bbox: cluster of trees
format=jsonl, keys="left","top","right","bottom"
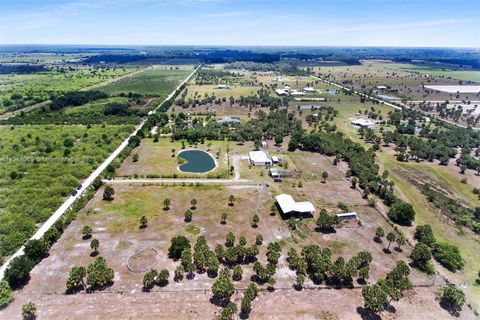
{"left": 386, "top": 109, "right": 479, "bottom": 169}
{"left": 172, "top": 109, "right": 301, "bottom": 145}
{"left": 195, "top": 69, "right": 239, "bottom": 84}
{"left": 142, "top": 268, "right": 170, "bottom": 290}
{"left": 4, "top": 213, "right": 70, "bottom": 290}
{"left": 50, "top": 90, "right": 107, "bottom": 111}
{"left": 361, "top": 261, "right": 412, "bottom": 314}
{"left": 414, "top": 225, "right": 464, "bottom": 272}
{"left": 287, "top": 245, "right": 372, "bottom": 288}
{"left": 65, "top": 256, "right": 114, "bottom": 293}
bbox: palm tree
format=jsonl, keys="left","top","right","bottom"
{"left": 221, "top": 212, "right": 227, "bottom": 224}
{"left": 90, "top": 238, "right": 100, "bottom": 255}
{"left": 190, "top": 198, "right": 197, "bottom": 210}
{"left": 139, "top": 216, "right": 148, "bottom": 228}
{"left": 228, "top": 195, "right": 235, "bottom": 206}
{"left": 386, "top": 232, "right": 396, "bottom": 251}
{"left": 322, "top": 171, "right": 328, "bottom": 183}
{"left": 163, "top": 198, "right": 171, "bottom": 210}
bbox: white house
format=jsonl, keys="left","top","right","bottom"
{"left": 275, "top": 194, "right": 315, "bottom": 216}
{"left": 275, "top": 89, "right": 289, "bottom": 96}
{"left": 217, "top": 84, "right": 228, "bottom": 89}
{"left": 290, "top": 90, "right": 305, "bottom": 96}
{"left": 217, "top": 116, "right": 240, "bottom": 125}
{"left": 273, "top": 75, "right": 282, "bottom": 82}
{"left": 249, "top": 151, "right": 272, "bottom": 166}
{"left": 303, "top": 87, "right": 315, "bottom": 93}
{"left": 351, "top": 118, "right": 375, "bottom": 129}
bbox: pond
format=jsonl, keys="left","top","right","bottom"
{"left": 178, "top": 150, "right": 216, "bottom": 173}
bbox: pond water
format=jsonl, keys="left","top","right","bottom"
{"left": 178, "top": 150, "right": 216, "bottom": 173}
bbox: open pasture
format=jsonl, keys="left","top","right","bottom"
{"left": 100, "top": 66, "right": 193, "bottom": 96}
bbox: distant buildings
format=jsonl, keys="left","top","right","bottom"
{"left": 273, "top": 75, "right": 283, "bottom": 82}
{"left": 275, "top": 89, "right": 289, "bottom": 96}
{"left": 216, "top": 84, "right": 228, "bottom": 89}
{"left": 249, "top": 151, "right": 272, "bottom": 166}
{"left": 375, "top": 85, "right": 388, "bottom": 93}
{"left": 275, "top": 194, "right": 315, "bottom": 217}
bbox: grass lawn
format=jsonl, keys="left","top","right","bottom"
{"left": 376, "top": 63, "right": 480, "bottom": 83}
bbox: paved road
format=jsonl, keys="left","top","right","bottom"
{"left": 0, "top": 66, "right": 200, "bottom": 280}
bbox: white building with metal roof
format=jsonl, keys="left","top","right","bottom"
{"left": 275, "top": 194, "right": 315, "bottom": 216}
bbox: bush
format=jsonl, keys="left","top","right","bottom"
{"left": 433, "top": 242, "right": 464, "bottom": 272}
{"left": 4, "top": 256, "right": 34, "bottom": 289}
{"left": 168, "top": 236, "right": 191, "bottom": 259}
{"left": 0, "top": 280, "right": 13, "bottom": 307}
{"left": 414, "top": 225, "right": 436, "bottom": 247}
{"left": 388, "top": 200, "right": 415, "bottom": 225}
{"left": 24, "top": 239, "right": 48, "bottom": 263}
{"left": 438, "top": 285, "right": 465, "bottom": 315}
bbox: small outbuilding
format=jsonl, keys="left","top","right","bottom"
{"left": 249, "top": 151, "right": 272, "bottom": 166}
{"left": 303, "top": 87, "right": 315, "bottom": 92}
{"left": 217, "top": 84, "right": 228, "bottom": 89}
{"left": 336, "top": 212, "right": 358, "bottom": 220}
{"left": 275, "top": 194, "right": 315, "bottom": 217}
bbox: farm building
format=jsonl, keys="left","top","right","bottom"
{"left": 271, "top": 156, "right": 279, "bottom": 163}
{"left": 351, "top": 118, "right": 375, "bottom": 129}
{"left": 275, "top": 194, "right": 315, "bottom": 217}
{"left": 290, "top": 90, "right": 305, "bottom": 96}
{"left": 249, "top": 151, "right": 272, "bottom": 166}
{"left": 375, "top": 85, "right": 388, "bottom": 92}
{"left": 336, "top": 212, "right": 358, "bottom": 220}
{"left": 273, "top": 75, "right": 282, "bottom": 82}
{"left": 303, "top": 87, "right": 315, "bottom": 92}
{"left": 275, "top": 89, "right": 288, "bottom": 96}
{"left": 217, "top": 84, "right": 228, "bottom": 89}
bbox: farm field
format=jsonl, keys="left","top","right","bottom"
{"left": 311, "top": 62, "right": 479, "bottom": 102}
{"left": 0, "top": 124, "right": 134, "bottom": 262}
{"left": 375, "top": 63, "right": 480, "bottom": 83}
{"left": 0, "top": 67, "right": 137, "bottom": 114}
{"left": 100, "top": 66, "right": 193, "bottom": 96}
{"left": 3, "top": 154, "right": 474, "bottom": 319}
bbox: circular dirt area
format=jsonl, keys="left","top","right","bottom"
{"left": 126, "top": 247, "right": 159, "bottom": 273}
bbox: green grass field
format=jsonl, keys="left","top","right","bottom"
{"left": 0, "top": 67, "right": 136, "bottom": 114}
{"left": 0, "top": 124, "right": 134, "bottom": 261}
{"left": 100, "top": 66, "right": 192, "bottom": 96}
{"left": 376, "top": 63, "right": 480, "bottom": 83}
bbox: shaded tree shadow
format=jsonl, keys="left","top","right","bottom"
{"left": 90, "top": 251, "right": 99, "bottom": 257}
{"left": 314, "top": 227, "right": 337, "bottom": 234}
{"left": 394, "top": 247, "right": 403, "bottom": 253}
{"left": 439, "top": 299, "right": 462, "bottom": 317}
{"left": 82, "top": 234, "right": 92, "bottom": 240}
{"left": 209, "top": 295, "right": 230, "bottom": 307}
{"left": 382, "top": 248, "right": 392, "bottom": 254}
{"left": 356, "top": 307, "right": 382, "bottom": 320}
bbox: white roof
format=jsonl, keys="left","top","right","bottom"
{"left": 303, "top": 87, "right": 315, "bottom": 92}
{"left": 275, "top": 89, "right": 288, "bottom": 96}
{"left": 336, "top": 212, "right": 358, "bottom": 217}
{"left": 290, "top": 90, "right": 305, "bottom": 96}
{"left": 351, "top": 118, "right": 375, "bottom": 126}
{"left": 272, "top": 156, "right": 279, "bottom": 162}
{"left": 249, "top": 151, "right": 271, "bottom": 163}
{"left": 376, "top": 85, "right": 387, "bottom": 89}
{"left": 276, "top": 194, "right": 315, "bottom": 214}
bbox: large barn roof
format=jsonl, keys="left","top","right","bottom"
{"left": 275, "top": 194, "right": 315, "bottom": 214}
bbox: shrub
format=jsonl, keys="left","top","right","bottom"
{"left": 388, "top": 200, "right": 415, "bottom": 225}
{"left": 168, "top": 236, "right": 191, "bottom": 259}
{"left": 433, "top": 242, "right": 464, "bottom": 272}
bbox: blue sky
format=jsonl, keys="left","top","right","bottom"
{"left": 0, "top": 0, "right": 479, "bottom": 47}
